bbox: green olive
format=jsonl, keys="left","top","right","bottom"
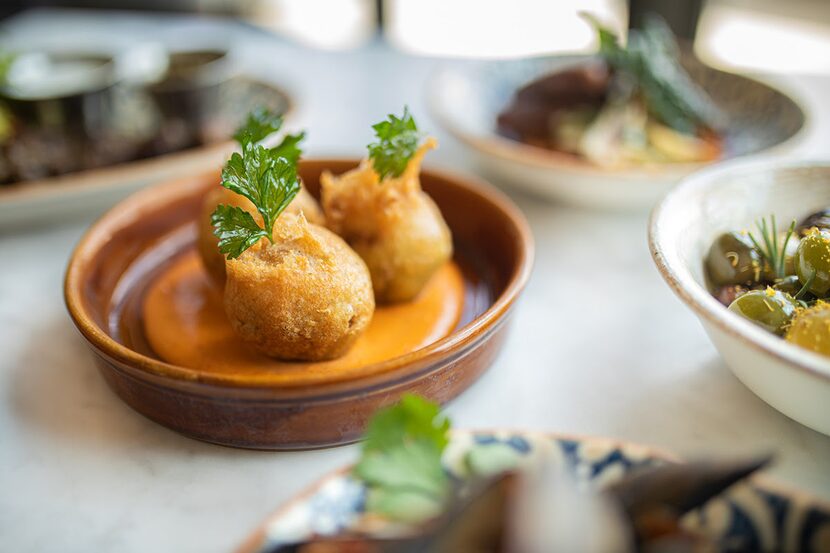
{"left": 728, "top": 288, "right": 797, "bottom": 335}
{"left": 706, "top": 232, "right": 763, "bottom": 287}
{"left": 785, "top": 302, "right": 830, "bottom": 357}
{"left": 794, "top": 229, "right": 830, "bottom": 297}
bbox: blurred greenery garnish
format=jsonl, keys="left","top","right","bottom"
{"left": 354, "top": 394, "right": 451, "bottom": 522}
{"left": 583, "top": 13, "right": 722, "bottom": 135}
{"left": 367, "top": 106, "right": 422, "bottom": 180}
{"left": 352, "top": 394, "right": 523, "bottom": 523}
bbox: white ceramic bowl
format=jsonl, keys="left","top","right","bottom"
{"left": 428, "top": 56, "right": 806, "bottom": 211}
{"left": 649, "top": 159, "right": 830, "bottom": 435}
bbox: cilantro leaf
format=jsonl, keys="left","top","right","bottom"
{"left": 353, "top": 394, "right": 451, "bottom": 522}
{"left": 233, "top": 107, "right": 284, "bottom": 147}
{"left": 367, "top": 106, "right": 422, "bottom": 180}
{"left": 585, "top": 14, "right": 722, "bottom": 134}
{"left": 210, "top": 204, "right": 269, "bottom": 259}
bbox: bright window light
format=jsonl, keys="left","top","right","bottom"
{"left": 696, "top": 4, "right": 830, "bottom": 74}
{"left": 385, "top": 0, "right": 626, "bottom": 59}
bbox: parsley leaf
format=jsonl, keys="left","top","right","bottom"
{"left": 585, "top": 14, "right": 722, "bottom": 134}
{"left": 211, "top": 205, "right": 269, "bottom": 259}
{"left": 271, "top": 130, "right": 306, "bottom": 165}
{"left": 212, "top": 109, "right": 303, "bottom": 259}
{"left": 353, "top": 394, "right": 451, "bottom": 522}
{"left": 233, "top": 107, "right": 285, "bottom": 147}
{"left": 367, "top": 106, "right": 422, "bottom": 180}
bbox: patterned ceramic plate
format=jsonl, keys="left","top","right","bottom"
{"left": 237, "top": 431, "right": 830, "bottom": 553}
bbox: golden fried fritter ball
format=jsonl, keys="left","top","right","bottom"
{"left": 223, "top": 212, "right": 374, "bottom": 361}
{"left": 320, "top": 139, "right": 452, "bottom": 303}
{"left": 197, "top": 184, "right": 324, "bottom": 285}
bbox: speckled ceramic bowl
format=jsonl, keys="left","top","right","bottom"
{"left": 429, "top": 55, "right": 806, "bottom": 211}
{"left": 237, "top": 430, "right": 830, "bottom": 553}
{"left": 650, "top": 159, "right": 830, "bottom": 435}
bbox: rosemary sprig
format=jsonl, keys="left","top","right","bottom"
{"left": 747, "top": 216, "right": 796, "bottom": 280}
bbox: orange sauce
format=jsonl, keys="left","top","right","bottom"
{"left": 142, "top": 251, "right": 465, "bottom": 387}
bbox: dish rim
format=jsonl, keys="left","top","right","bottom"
{"left": 648, "top": 157, "right": 830, "bottom": 384}
{"left": 427, "top": 54, "right": 808, "bottom": 176}
{"left": 64, "top": 158, "right": 534, "bottom": 395}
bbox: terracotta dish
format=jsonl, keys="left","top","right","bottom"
{"left": 64, "top": 160, "right": 533, "bottom": 449}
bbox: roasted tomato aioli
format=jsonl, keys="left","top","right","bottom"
{"left": 143, "top": 251, "right": 465, "bottom": 386}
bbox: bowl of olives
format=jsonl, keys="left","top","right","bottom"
{"left": 649, "top": 158, "right": 830, "bottom": 436}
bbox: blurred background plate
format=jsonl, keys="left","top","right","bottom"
{"left": 428, "top": 55, "right": 806, "bottom": 211}
{"left": 238, "top": 430, "right": 830, "bottom": 553}
{"left": 0, "top": 78, "right": 292, "bottom": 229}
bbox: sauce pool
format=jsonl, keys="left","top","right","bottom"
{"left": 142, "top": 251, "right": 465, "bottom": 387}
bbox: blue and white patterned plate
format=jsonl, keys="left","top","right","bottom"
{"left": 239, "top": 431, "right": 830, "bottom": 553}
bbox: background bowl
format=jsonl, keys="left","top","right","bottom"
{"left": 649, "top": 158, "right": 830, "bottom": 435}
{"left": 64, "top": 160, "right": 533, "bottom": 450}
{"left": 429, "top": 55, "right": 806, "bottom": 211}
{"left": 237, "top": 430, "right": 830, "bottom": 553}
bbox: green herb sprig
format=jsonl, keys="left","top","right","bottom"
{"left": 367, "top": 106, "right": 422, "bottom": 180}
{"left": 354, "top": 394, "right": 451, "bottom": 522}
{"left": 211, "top": 108, "right": 303, "bottom": 259}
{"left": 583, "top": 13, "right": 722, "bottom": 135}
{"left": 746, "top": 215, "right": 796, "bottom": 280}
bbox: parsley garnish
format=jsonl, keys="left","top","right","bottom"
{"left": 353, "top": 394, "right": 451, "bottom": 522}
{"left": 367, "top": 106, "right": 422, "bottom": 180}
{"left": 211, "top": 109, "right": 303, "bottom": 259}
{"left": 585, "top": 14, "right": 722, "bottom": 135}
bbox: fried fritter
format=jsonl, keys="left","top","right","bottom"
{"left": 224, "top": 212, "right": 374, "bottom": 361}
{"left": 321, "top": 139, "right": 452, "bottom": 303}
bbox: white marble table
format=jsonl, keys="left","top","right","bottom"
{"left": 2, "top": 10, "right": 830, "bottom": 553}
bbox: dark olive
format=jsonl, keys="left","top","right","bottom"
{"left": 728, "top": 288, "right": 797, "bottom": 335}
{"left": 797, "top": 208, "right": 830, "bottom": 235}
{"left": 785, "top": 302, "right": 830, "bottom": 357}
{"left": 706, "top": 232, "right": 764, "bottom": 287}
{"left": 794, "top": 229, "right": 830, "bottom": 297}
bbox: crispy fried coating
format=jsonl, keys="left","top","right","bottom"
{"left": 197, "top": 184, "right": 324, "bottom": 285}
{"left": 320, "top": 138, "right": 453, "bottom": 303}
{"left": 223, "top": 213, "right": 374, "bottom": 361}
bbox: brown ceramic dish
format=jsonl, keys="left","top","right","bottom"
{"left": 64, "top": 159, "right": 533, "bottom": 449}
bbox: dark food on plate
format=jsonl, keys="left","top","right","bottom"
{"left": 0, "top": 48, "right": 256, "bottom": 185}
{"left": 497, "top": 15, "right": 724, "bottom": 167}
{"left": 269, "top": 395, "right": 771, "bottom": 553}
{"left": 705, "top": 211, "right": 830, "bottom": 357}
{"left": 321, "top": 107, "right": 453, "bottom": 303}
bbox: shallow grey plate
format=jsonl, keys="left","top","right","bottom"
{"left": 428, "top": 54, "right": 806, "bottom": 211}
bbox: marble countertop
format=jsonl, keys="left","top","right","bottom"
{"left": 2, "top": 10, "right": 830, "bottom": 553}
